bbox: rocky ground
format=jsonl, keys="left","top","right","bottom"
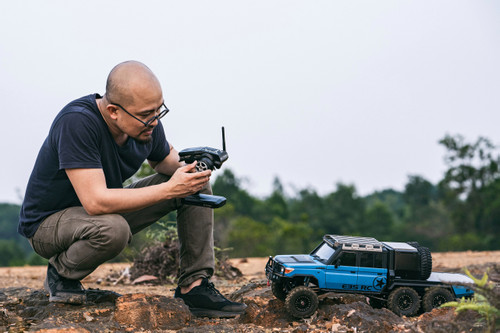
{"left": 0, "top": 251, "right": 499, "bottom": 333}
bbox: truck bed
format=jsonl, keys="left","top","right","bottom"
{"left": 427, "top": 271, "right": 474, "bottom": 284}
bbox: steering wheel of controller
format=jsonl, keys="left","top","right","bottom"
{"left": 196, "top": 155, "right": 215, "bottom": 172}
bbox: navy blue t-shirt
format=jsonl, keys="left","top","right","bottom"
{"left": 18, "top": 94, "right": 170, "bottom": 238}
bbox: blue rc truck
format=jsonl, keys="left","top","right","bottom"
{"left": 265, "top": 235, "right": 474, "bottom": 318}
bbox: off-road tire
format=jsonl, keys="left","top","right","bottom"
{"left": 406, "top": 241, "right": 420, "bottom": 248}
{"left": 422, "top": 287, "right": 454, "bottom": 312}
{"left": 388, "top": 287, "right": 420, "bottom": 316}
{"left": 285, "top": 286, "right": 319, "bottom": 318}
{"left": 271, "top": 280, "right": 288, "bottom": 301}
{"left": 417, "top": 246, "right": 432, "bottom": 280}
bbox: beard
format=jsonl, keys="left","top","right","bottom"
{"left": 133, "top": 127, "right": 154, "bottom": 144}
{"left": 133, "top": 136, "right": 152, "bottom": 145}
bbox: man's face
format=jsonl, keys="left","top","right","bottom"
{"left": 110, "top": 94, "right": 168, "bottom": 143}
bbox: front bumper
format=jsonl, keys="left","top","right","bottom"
{"left": 265, "top": 256, "right": 285, "bottom": 281}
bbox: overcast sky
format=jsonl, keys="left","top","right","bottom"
{"left": 1, "top": 1, "right": 499, "bottom": 204}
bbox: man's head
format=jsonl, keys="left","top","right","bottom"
{"left": 101, "top": 61, "right": 167, "bottom": 143}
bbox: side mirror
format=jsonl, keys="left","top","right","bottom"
{"left": 335, "top": 259, "right": 340, "bottom": 268}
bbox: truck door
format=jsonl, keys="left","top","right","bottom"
{"left": 357, "top": 252, "right": 387, "bottom": 292}
{"left": 325, "top": 251, "right": 358, "bottom": 290}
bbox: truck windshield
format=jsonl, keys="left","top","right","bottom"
{"left": 312, "top": 242, "right": 335, "bottom": 262}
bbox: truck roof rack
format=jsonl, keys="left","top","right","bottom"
{"left": 324, "top": 235, "right": 384, "bottom": 252}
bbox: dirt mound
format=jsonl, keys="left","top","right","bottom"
{"left": 0, "top": 281, "right": 490, "bottom": 333}
{"left": 0, "top": 252, "right": 498, "bottom": 332}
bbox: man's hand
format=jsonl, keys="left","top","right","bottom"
{"left": 164, "top": 161, "right": 212, "bottom": 197}
{"left": 66, "top": 161, "right": 211, "bottom": 216}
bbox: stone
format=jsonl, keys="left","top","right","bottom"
{"left": 114, "top": 293, "right": 192, "bottom": 330}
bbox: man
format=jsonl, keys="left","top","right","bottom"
{"left": 18, "top": 61, "right": 246, "bottom": 318}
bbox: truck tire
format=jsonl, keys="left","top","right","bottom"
{"left": 387, "top": 287, "right": 420, "bottom": 316}
{"left": 417, "top": 246, "right": 432, "bottom": 280}
{"left": 285, "top": 286, "right": 318, "bottom": 318}
{"left": 422, "top": 287, "right": 454, "bottom": 312}
{"left": 406, "top": 241, "right": 420, "bottom": 248}
{"left": 271, "top": 281, "right": 287, "bottom": 301}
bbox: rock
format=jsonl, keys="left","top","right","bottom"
{"left": 229, "top": 280, "right": 268, "bottom": 301}
{"left": 318, "top": 301, "right": 403, "bottom": 333}
{"left": 238, "top": 299, "right": 291, "bottom": 328}
{"left": 0, "top": 308, "right": 8, "bottom": 326}
{"left": 114, "top": 293, "right": 192, "bottom": 330}
{"left": 85, "top": 288, "right": 122, "bottom": 304}
{"left": 410, "top": 307, "right": 487, "bottom": 332}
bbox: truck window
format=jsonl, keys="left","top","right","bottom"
{"left": 338, "top": 252, "right": 356, "bottom": 266}
{"left": 360, "top": 252, "right": 385, "bottom": 268}
{"left": 312, "top": 242, "right": 336, "bottom": 262}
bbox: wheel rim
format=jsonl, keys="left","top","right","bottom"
{"left": 432, "top": 294, "right": 447, "bottom": 308}
{"left": 295, "top": 295, "right": 312, "bottom": 312}
{"left": 398, "top": 294, "right": 413, "bottom": 310}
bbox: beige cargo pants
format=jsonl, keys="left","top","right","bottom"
{"left": 29, "top": 174, "right": 215, "bottom": 287}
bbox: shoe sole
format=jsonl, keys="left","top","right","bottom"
{"left": 44, "top": 277, "right": 86, "bottom": 305}
{"left": 190, "top": 308, "right": 246, "bottom": 318}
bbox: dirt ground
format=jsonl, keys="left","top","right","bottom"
{"left": 1, "top": 251, "right": 499, "bottom": 332}
{"left": 1, "top": 251, "right": 499, "bottom": 292}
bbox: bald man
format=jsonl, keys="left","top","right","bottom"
{"left": 18, "top": 61, "right": 246, "bottom": 318}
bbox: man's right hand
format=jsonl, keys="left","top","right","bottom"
{"left": 164, "top": 161, "right": 212, "bottom": 198}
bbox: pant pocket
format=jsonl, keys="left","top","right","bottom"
{"left": 29, "top": 238, "right": 51, "bottom": 260}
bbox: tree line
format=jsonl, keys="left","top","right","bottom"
{"left": 212, "top": 133, "right": 500, "bottom": 257}
{"left": 0, "top": 134, "right": 498, "bottom": 266}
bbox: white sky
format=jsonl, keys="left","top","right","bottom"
{"left": 0, "top": 1, "right": 499, "bottom": 204}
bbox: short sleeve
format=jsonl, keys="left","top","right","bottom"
{"left": 51, "top": 112, "right": 102, "bottom": 170}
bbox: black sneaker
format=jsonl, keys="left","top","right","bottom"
{"left": 44, "top": 263, "right": 86, "bottom": 305}
{"left": 174, "top": 278, "right": 247, "bottom": 318}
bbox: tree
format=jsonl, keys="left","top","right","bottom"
{"left": 227, "top": 217, "right": 273, "bottom": 257}
{"left": 440, "top": 135, "right": 499, "bottom": 197}
{"left": 263, "top": 177, "right": 289, "bottom": 221}
{"left": 363, "top": 201, "right": 395, "bottom": 240}
{"left": 0, "top": 203, "right": 23, "bottom": 239}
{"left": 400, "top": 175, "right": 453, "bottom": 248}
{"left": 213, "top": 169, "right": 260, "bottom": 218}
{"left": 364, "top": 189, "right": 405, "bottom": 221}
{"left": 0, "top": 240, "right": 25, "bottom": 266}
{"left": 404, "top": 175, "right": 436, "bottom": 208}
{"left": 439, "top": 134, "right": 500, "bottom": 249}
{"left": 323, "top": 183, "right": 365, "bottom": 235}
{"left": 289, "top": 188, "right": 325, "bottom": 231}
{"left": 269, "top": 218, "right": 313, "bottom": 254}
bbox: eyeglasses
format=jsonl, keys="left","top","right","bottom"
{"left": 109, "top": 101, "right": 169, "bottom": 127}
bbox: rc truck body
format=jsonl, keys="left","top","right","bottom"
{"left": 265, "top": 235, "right": 474, "bottom": 318}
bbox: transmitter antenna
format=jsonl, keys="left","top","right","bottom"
{"left": 222, "top": 126, "right": 226, "bottom": 152}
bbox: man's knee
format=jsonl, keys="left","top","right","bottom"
{"left": 94, "top": 214, "right": 132, "bottom": 257}
{"left": 200, "top": 183, "right": 213, "bottom": 195}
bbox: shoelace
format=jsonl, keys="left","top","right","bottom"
{"left": 206, "top": 281, "right": 227, "bottom": 300}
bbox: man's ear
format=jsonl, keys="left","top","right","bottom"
{"left": 107, "top": 105, "right": 119, "bottom": 120}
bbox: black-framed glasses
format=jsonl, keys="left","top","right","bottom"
{"left": 109, "top": 101, "right": 169, "bottom": 127}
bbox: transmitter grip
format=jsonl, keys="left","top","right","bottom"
{"left": 181, "top": 194, "right": 227, "bottom": 208}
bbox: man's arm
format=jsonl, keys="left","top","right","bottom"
{"left": 149, "top": 144, "right": 183, "bottom": 176}
{"left": 66, "top": 160, "right": 211, "bottom": 216}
